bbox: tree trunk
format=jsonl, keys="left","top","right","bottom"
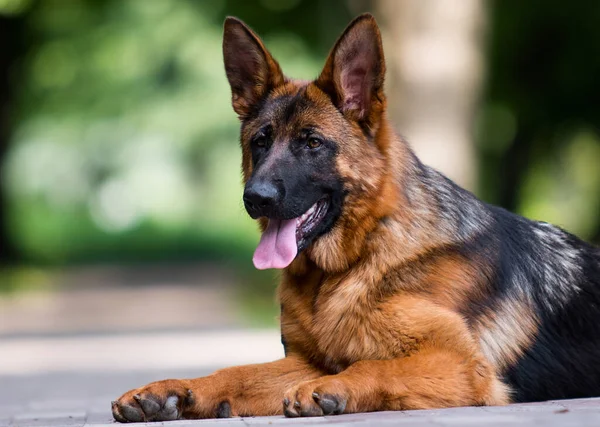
{"left": 375, "top": 0, "right": 487, "bottom": 191}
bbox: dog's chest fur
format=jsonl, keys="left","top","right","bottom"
{"left": 279, "top": 263, "right": 438, "bottom": 374}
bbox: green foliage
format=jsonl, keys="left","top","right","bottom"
{"left": 3, "top": 0, "right": 600, "bottom": 268}
{"left": 519, "top": 129, "right": 600, "bottom": 237}
{"left": 477, "top": 0, "right": 600, "bottom": 241}
{"left": 3, "top": 0, "right": 330, "bottom": 264}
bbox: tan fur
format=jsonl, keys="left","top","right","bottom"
{"left": 112, "top": 14, "right": 521, "bottom": 422}
{"left": 475, "top": 297, "right": 539, "bottom": 371}
{"left": 113, "top": 356, "right": 323, "bottom": 419}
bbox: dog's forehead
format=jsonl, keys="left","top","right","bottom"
{"left": 250, "top": 81, "right": 338, "bottom": 134}
{"left": 268, "top": 89, "right": 312, "bottom": 124}
{"left": 264, "top": 83, "right": 313, "bottom": 126}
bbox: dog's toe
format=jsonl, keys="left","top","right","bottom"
{"left": 113, "top": 394, "right": 183, "bottom": 422}
{"left": 113, "top": 380, "right": 192, "bottom": 422}
{"left": 313, "top": 392, "right": 346, "bottom": 415}
{"left": 133, "top": 394, "right": 160, "bottom": 417}
{"left": 112, "top": 399, "right": 144, "bottom": 423}
{"left": 158, "top": 396, "right": 180, "bottom": 420}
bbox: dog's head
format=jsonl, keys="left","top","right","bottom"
{"left": 223, "top": 14, "right": 397, "bottom": 272}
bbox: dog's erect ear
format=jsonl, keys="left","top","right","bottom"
{"left": 223, "top": 17, "right": 285, "bottom": 119}
{"left": 316, "top": 14, "right": 385, "bottom": 124}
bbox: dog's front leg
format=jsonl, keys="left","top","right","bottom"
{"left": 283, "top": 348, "right": 510, "bottom": 417}
{"left": 112, "top": 355, "right": 322, "bottom": 422}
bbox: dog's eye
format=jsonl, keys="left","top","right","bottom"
{"left": 254, "top": 136, "right": 267, "bottom": 147}
{"left": 306, "top": 137, "right": 322, "bottom": 149}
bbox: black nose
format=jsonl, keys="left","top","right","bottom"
{"left": 243, "top": 181, "right": 280, "bottom": 218}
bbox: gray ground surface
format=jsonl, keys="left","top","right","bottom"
{"left": 2, "top": 266, "right": 599, "bottom": 426}
{"left": 1, "top": 370, "right": 600, "bottom": 427}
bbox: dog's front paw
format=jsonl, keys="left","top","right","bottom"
{"left": 282, "top": 378, "right": 348, "bottom": 417}
{"left": 112, "top": 379, "right": 194, "bottom": 423}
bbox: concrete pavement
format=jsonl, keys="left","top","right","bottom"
{"left": 2, "top": 375, "right": 600, "bottom": 427}
{"left": 2, "top": 343, "right": 600, "bottom": 426}
{"left": 2, "top": 266, "right": 599, "bottom": 426}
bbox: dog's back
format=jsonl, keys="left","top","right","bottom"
{"left": 418, "top": 165, "right": 600, "bottom": 401}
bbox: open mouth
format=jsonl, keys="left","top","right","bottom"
{"left": 252, "top": 197, "right": 330, "bottom": 270}
{"left": 296, "top": 197, "right": 329, "bottom": 249}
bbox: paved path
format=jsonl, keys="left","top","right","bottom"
{"left": 0, "top": 264, "right": 243, "bottom": 337}
{"left": 2, "top": 367, "right": 600, "bottom": 426}
{"left": 2, "top": 269, "right": 599, "bottom": 426}
{"left": 2, "top": 393, "right": 600, "bottom": 426}
{"left": 1, "top": 323, "right": 599, "bottom": 427}
{"left": 0, "top": 330, "right": 284, "bottom": 375}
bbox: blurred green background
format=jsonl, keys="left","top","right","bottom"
{"left": 0, "top": 0, "right": 599, "bottom": 305}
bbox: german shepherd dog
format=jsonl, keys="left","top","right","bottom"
{"left": 112, "top": 14, "right": 600, "bottom": 421}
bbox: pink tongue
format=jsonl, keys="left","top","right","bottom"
{"left": 253, "top": 218, "right": 298, "bottom": 270}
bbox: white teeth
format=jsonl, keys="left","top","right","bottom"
{"left": 298, "top": 203, "right": 318, "bottom": 227}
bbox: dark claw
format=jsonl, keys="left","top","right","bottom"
{"left": 284, "top": 405, "right": 299, "bottom": 418}
{"left": 283, "top": 397, "right": 290, "bottom": 406}
{"left": 312, "top": 392, "right": 320, "bottom": 401}
{"left": 294, "top": 401, "right": 301, "bottom": 408}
